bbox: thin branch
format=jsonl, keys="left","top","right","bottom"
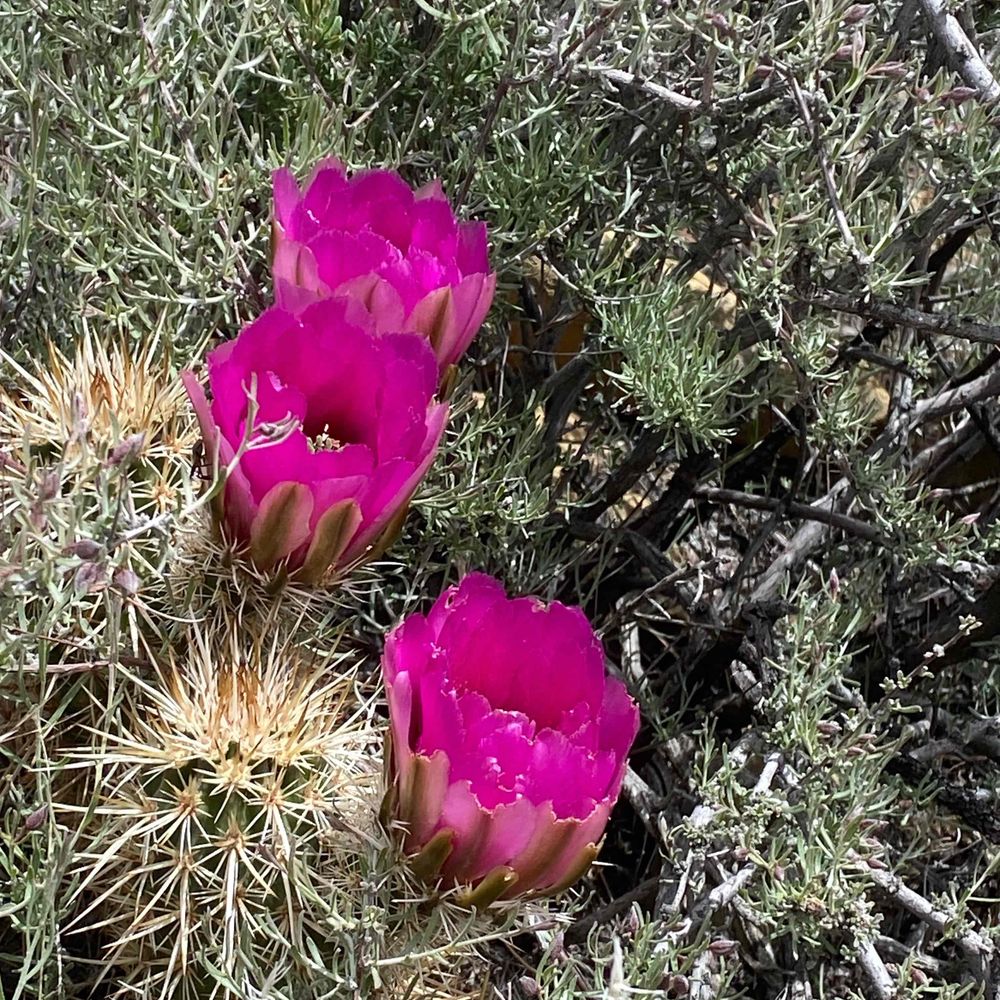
{"left": 887, "top": 750, "right": 1000, "bottom": 844}
{"left": 746, "top": 342, "right": 1000, "bottom": 602}
{"left": 589, "top": 65, "right": 704, "bottom": 112}
{"left": 695, "top": 486, "right": 888, "bottom": 545}
{"left": 805, "top": 291, "right": 1000, "bottom": 347}
{"left": 749, "top": 479, "right": 853, "bottom": 604}
{"left": 912, "top": 365, "right": 1000, "bottom": 421}
{"left": 840, "top": 346, "right": 922, "bottom": 379}
{"left": 563, "top": 876, "right": 659, "bottom": 945}
{"left": 574, "top": 426, "right": 666, "bottom": 523}
{"left": 565, "top": 519, "right": 677, "bottom": 580}
{"left": 785, "top": 71, "right": 872, "bottom": 267}
{"left": 875, "top": 935, "right": 943, "bottom": 976}
{"left": 856, "top": 937, "right": 897, "bottom": 1000}
{"left": 542, "top": 354, "right": 594, "bottom": 450}
{"left": 864, "top": 863, "right": 993, "bottom": 978}
{"left": 688, "top": 949, "right": 718, "bottom": 1000}
{"left": 919, "top": 0, "right": 1000, "bottom": 101}
{"left": 622, "top": 767, "right": 664, "bottom": 836}
{"left": 634, "top": 450, "right": 717, "bottom": 542}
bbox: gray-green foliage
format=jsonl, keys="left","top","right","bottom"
{"left": 603, "top": 284, "right": 747, "bottom": 454}
{"left": 5, "top": 0, "right": 1000, "bottom": 997}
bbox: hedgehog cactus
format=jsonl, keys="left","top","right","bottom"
{"left": 0, "top": 334, "right": 197, "bottom": 517}
{"left": 66, "top": 628, "right": 383, "bottom": 998}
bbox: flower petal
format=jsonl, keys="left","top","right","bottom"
{"left": 294, "top": 498, "right": 363, "bottom": 584}
{"left": 268, "top": 161, "right": 492, "bottom": 371}
{"left": 339, "top": 401, "right": 447, "bottom": 563}
{"left": 272, "top": 167, "right": 303, "bottom": 233}
{"left": 398, "top": 750, "right": 450, "bottom": 851}
{"left": 335, "top": 274, "right": 406, "bottom": 332}
{"left": 384, "top": 614, "right": 436, "bottom": 686}
{"left": 508, "top": 802, "right": 612, "bottom": 896}
{"left": 456, "top": 220, "right": 490, "bottom": 275}
{"left": 216, "top": 433, "right": 256, "bottom": 543}
{"left": 181, "top": 369, "right": 218, "bottom": 463}
{"left": 309, "top": 230, "right": 398, "bottom": 295}
{"left": 407, "top": 286, "right": 457, "bottom": 366}
{"left": 380, "top": 574, "right": 638, "bottom": 902}
{"left": 249, "top": 480, "right": 314, "bottom": 570}
{"left": 295, "top": 160, "right": 350, "bottom": 239}
{"left": 427, "top": 572, "right": 508, "bottom": 640}
{"left": 438, "top": 783, "right": 537, "bottom": 884}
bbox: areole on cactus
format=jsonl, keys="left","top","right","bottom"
{"left": 381, "top": 573, "right": 639, "bottom": 906}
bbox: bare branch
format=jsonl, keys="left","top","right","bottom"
{"left": 589, "top": 65, "right": 704, "bottom": 112}
{"left": 864, "top": 864, "right": 993, "bottom": 978}
{"left": 785, "top": 71, "right": 872, "bottom": 267}
{"left": 695, "top": 486, "right": 888, "bottom": 545}
{"left": 749, "top": 479, "right": 853, "bottom": 604}
{"left": 919, "top": 0, "right": 1000, "bottom": 101}
{"left": 805, "top": 291, "right": 1000, "bottom": 347}
{"left": 911, "top": 366, "right": 1000, "bottom": 421}
{"left": 856, "top": 937, "right": 897, "bottom": 1000}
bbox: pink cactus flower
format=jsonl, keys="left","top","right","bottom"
{"left": 182, "top": 299, "right": 448, "bottom": 583}
{"left": 382, "top": 573, "right": 639, "bottom": 905}
{"left": 271, "top": 160, "right": 496, "bottom": 374}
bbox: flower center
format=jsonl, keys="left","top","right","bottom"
{"left": 485, "top": 754, "right": 526, "bottom": 796}
{"left": 302, "top": 408, "right": 370, "bottom": 451}
{"left": 309, "top": 426, "right": 344, "bottom": 452}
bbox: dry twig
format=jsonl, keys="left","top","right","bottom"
{"left": 865, "top": 864, "right": 993, "bottom": 980}
{"left": 919, "top": 0, "right": 1000, "bottom": 101}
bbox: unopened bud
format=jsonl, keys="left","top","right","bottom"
{"left": 107, "top": 433, "right": 146, "bottom": 467}
{"left": 709, "top": 938, "right": 738, "bottom": 956}
{"left": 665, "top": 974, "right": 689, "bottom": 996}
{"left": 29, "top": 503, "right": 47, "bottom": 532}
{"left": 0, "top": 451, "right": 26, "bottom": 475}
{"left": 64, "top": 540, "right": 103, "bottom": 560}
{"left": 38, "top": 470, "right": 60, "bottom": 500}
{"left": 23, "top": 804, "right": 48, "bottom": 832}
{"left": 940, "top": 86, "right": 979, "bottom": 106}
{"left": 549, "top": 931, "right": 567, "bottom": 960}
{"left": 843, "top": 3, "right": 874, "bottom": 23}
{"left": 707, "top": 13, "right": 735, "bottom": 37}
{"left": 74, "top": 562, "right": 107, "bottom": 594}
{"left": 113, "top": 567, "right": 141, "bottom": 595}
{"left": 868, "top": 61, "right": 907, "bottom": 79}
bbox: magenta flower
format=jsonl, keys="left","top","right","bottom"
{"left": 271, "top": 160, "right": 496, "bottom": 373}
{"left": 182, "top": 299, "right": 447, "bottom": 582}
{"left": 382, "top": 574, "right": 639, "bottom": 905}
